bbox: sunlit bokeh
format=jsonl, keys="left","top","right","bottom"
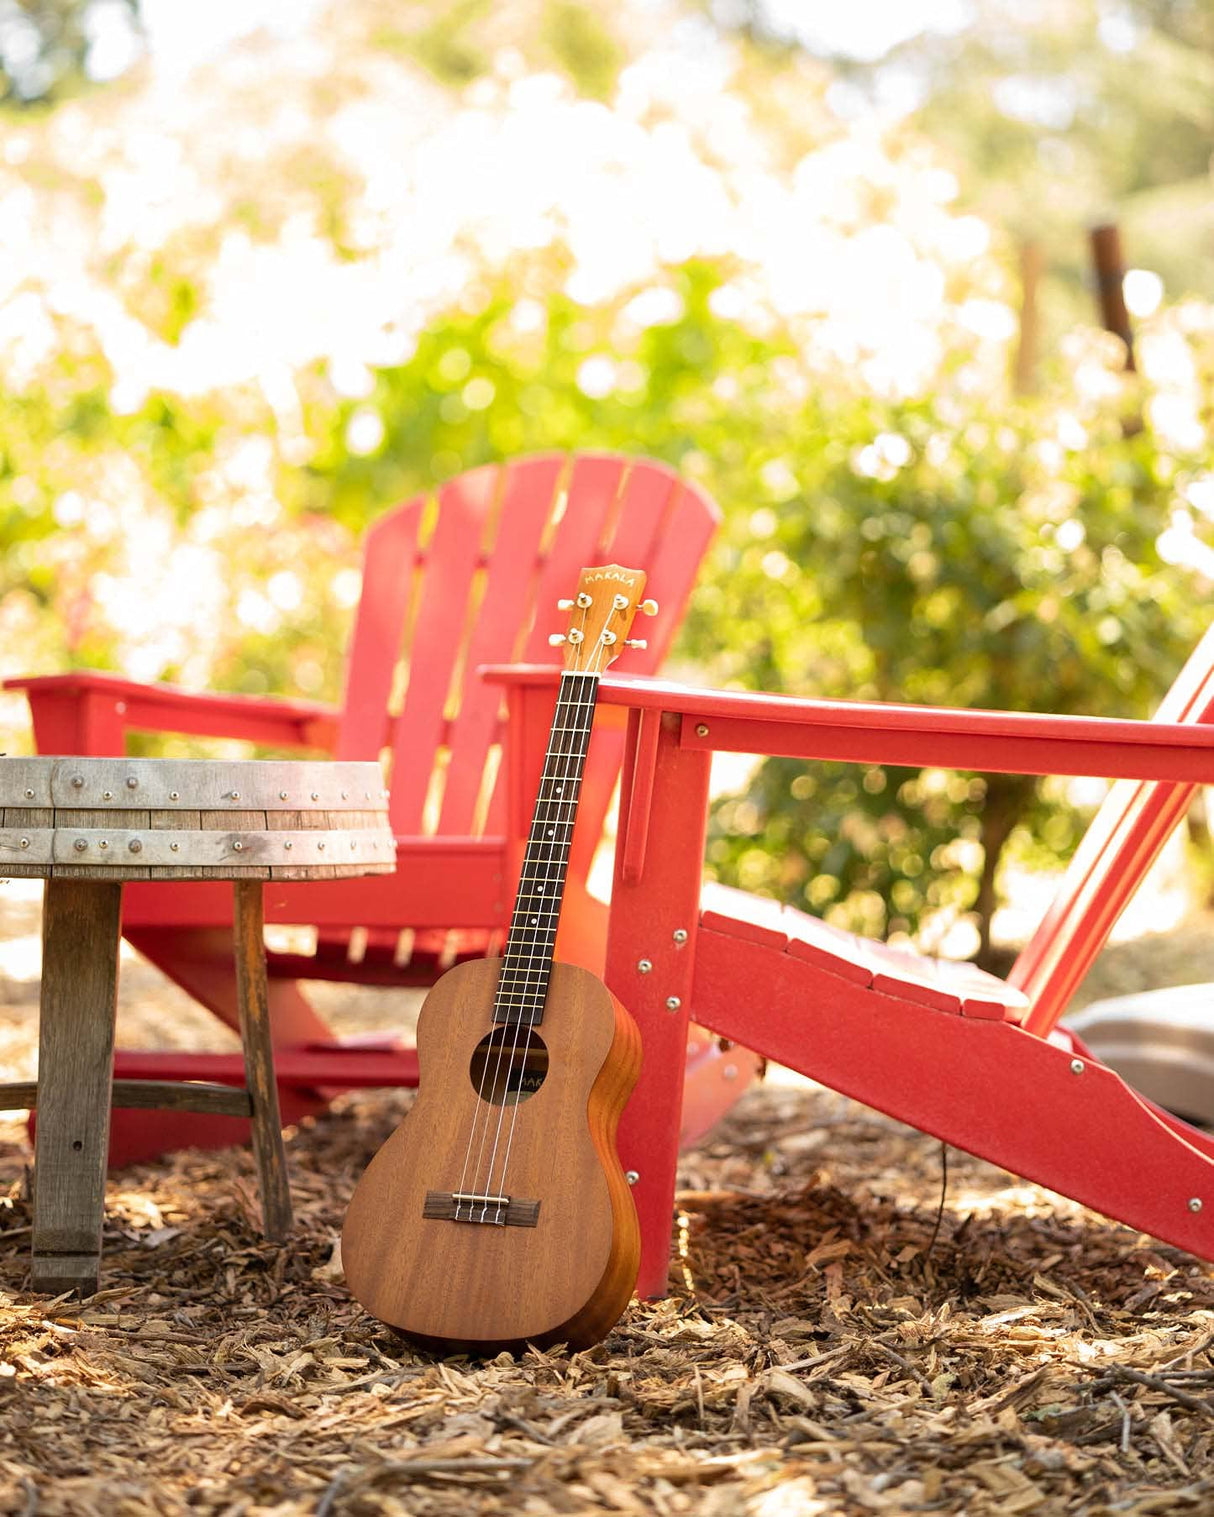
{"left": 1, "top": 0, "right": 1212, "bottom": 948}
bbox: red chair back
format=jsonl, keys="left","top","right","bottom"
{"left": 336, "top": 453, "right": 718, "bottom": 890}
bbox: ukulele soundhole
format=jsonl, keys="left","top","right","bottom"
{"left": 469, "top": 1026, "right": 549, "bottom": 1106}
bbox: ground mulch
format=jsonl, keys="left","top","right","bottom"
{"left": 3, "top": 886, "right": 1214, "bottom": 1514}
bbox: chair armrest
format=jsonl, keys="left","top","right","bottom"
{"left": 6, "top": 672, "right": 340, "bottom": 755}
{"left": 481, "top": 666, "right": 1214, "bottom": 784}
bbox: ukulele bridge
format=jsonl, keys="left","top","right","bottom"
{"left": 423, "top": 1190, "right": 541, "bottom": 1228}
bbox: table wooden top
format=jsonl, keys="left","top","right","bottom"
{"left": 0, "top": 757, "right": 394, "bottom": 882}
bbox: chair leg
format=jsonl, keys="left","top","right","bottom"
{"left": 232, "top": 881, "right": 293, "bottom": 1240}
{"left": 31, "top": 880, "right": 122, "bottom": 1295}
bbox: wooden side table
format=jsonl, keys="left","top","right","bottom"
{"left": 0, "top": 757, "right": 393, "bottom": 1295}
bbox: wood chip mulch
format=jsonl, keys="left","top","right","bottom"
{"left": 4, "top": 1072, "right": 1214, "bottom": 1517}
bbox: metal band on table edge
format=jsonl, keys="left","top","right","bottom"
{"left": 0, "top": 828, "right": 396, "bottom": 869}
{"left": 0, "top": 758, "right": 389, "bottom": 812}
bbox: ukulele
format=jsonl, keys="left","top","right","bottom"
{"left": 342, "top": 566, "right": 658, "bottom": 1353}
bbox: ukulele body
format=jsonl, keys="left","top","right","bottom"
{"left": 342, "top": 956, "right": 642, "bottom": 1353}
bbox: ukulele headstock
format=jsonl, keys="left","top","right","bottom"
{"left": 548, "top": 566, "right": 658, "bottom": 674}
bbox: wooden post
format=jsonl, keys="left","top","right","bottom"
{"left": 232, "top": 880, "right": 293, "bottom": 1239}
{"left": 1090, "top": 223, "right": 1136, "bottom": 370}
{"left": 1013, "top": 241, "right": 1043, "bottom": 395}
{"left": 31, "top": 879, "right": 122, "bottom": 1295}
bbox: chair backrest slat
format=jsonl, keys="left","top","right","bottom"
{"left": 384, "top": 463, "right": 502, "bottom": 831}
{"left": 1013, "top": 621, "right": 1214, "bottom": 1034}
{"left": 438, "top": 454, "right": 567, "bottom": 833}
{"left": 336, "top": 507, "right": 424, "bottom": 761}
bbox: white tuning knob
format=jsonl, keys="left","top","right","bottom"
{"left": 640, "top": 599, "right": 659, "bottom": 616}
{"left": 557, "top": 598, "right": 574, "bottom": 610}
{"left": 625, "top": 638, "right": 648, "bottom": 650}
{"left": 548, "top": 633, "right": 567, "bottom": 646}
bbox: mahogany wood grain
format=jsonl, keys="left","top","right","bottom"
{"left": 342, "top": 957, "right": 640, "bottom": 1353}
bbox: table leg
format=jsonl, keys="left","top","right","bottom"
{"left": 32, "top": 879, "right": 122, "bottom": 1295}
{"left": 232, "top": 880, "right": 293, "bottom": 1240}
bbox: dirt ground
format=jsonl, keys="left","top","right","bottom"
{"left": 4, "top": 883, "right": 1214, "bottom": 1516}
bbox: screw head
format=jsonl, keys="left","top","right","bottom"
{"left": 126, "top": 777, "right": 138, "bottom": 789}
{"left": 73, "top": 839, "right": 87, "bottom": 852}
{"left": 673, "top": 928, "right": 688, "bottom": 944}
{"left": 637, "top": 958, "right": 652, "bottom": 974}
{"left": 229, "top": 791, "right": 240, "bottom": 801}
{"left": 102, "top": 790, "right": 113, "bottom": 800}
{"left": 284, "top": 841, "right": 293, "bottom": 850}
{"left": 1190, "top": 1197, "right": 1204, "bottom": 1213}
{"left": 625, "top": 1170, "right": 639, "bottom": 1186}
{"left": 279, "top": 790, "right": 289, "bottom": 800}
{"left": 98, "top": 840, "right": 108, "bottom": 850}
{"left": 1070, "top": 1058, "right": 1085, "bottom": 1075}
{"left": 666, "top": 996, "right": 681, "bottom": 1012}
{"left": 341, "top": 790, "right": 349, "bottom": 800}
{"left": 127, "top": 839, "right": 142, "bottom": 853}
{"left": 23, "top": 788, "right": 33, "bottom": 799}
{"left": 232, "top": 840, "right": 243, "bottom": 852}
{"left": 71, "top": 775, "right": 84, "bottom": 789}
{"left": 350, "top": 839, "right": 357, "bottom": 849}
{"left": 311, "top": 792, "right": 319, "bottom": 801}
{"left": 170, "top": 842, "right": 180, "bottom": 852}
{"left": 695, "top": 723, "right": 709, "bottom": 738}
{"left": 18, "top": 837, "right": 28, "bottom": 849}
{"left": 317, "top": 841, "right": 325, "bottom": 851}
{"left": 169, "top": 790, "right": 179, "bottom": 801}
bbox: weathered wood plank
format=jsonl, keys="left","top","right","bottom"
{"left": 54, "top": 808, "right": 150, "bottom": 881}
{"left": 31, "top": 878, "right": 122, "bottom": 1294}
{"left": 233, "top": 880, "right": 293, "bottom": 1240}
{"left": 0, "top": 808, "right": 54, "bottom": 877}
{"left": 0, "top": 1078, "right": 252, "bottom": 1116}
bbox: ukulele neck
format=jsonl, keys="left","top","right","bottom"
{"left": 494, "top": 670, "right": 600, "bottom": 1026}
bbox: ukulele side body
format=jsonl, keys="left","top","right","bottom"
{"left": 342, "top": 956, "right": 641, "bottom": 1353}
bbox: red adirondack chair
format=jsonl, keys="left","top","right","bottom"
{"left": 491, "top": 618, "right": 1214, "bottom": 1296}
{"left": 8, "top": 452, "right": 761, "bottom": 1164}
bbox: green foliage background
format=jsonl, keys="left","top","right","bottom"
{"left": 2, "top": 0, "right": 1214, "bottom": 959}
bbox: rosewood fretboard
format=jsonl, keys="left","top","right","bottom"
{"left": 494, "top": 670, "right": 599, "bottom": 1027}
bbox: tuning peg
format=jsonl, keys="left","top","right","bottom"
{"left": 640, "top": 599, "right": 659, "bottom": 616}
{"left": 625, "top": 638, "right": 648, "bottom": 650}
{"left": 557, "top": 598, "right": 574, "bottom": 611}
{"left": 548, "top": 633, "right": 567, "bottom": 646}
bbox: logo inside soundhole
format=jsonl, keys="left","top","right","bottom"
{"left": 470, "top": 1027, "right": 549, "bottom": 1105}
